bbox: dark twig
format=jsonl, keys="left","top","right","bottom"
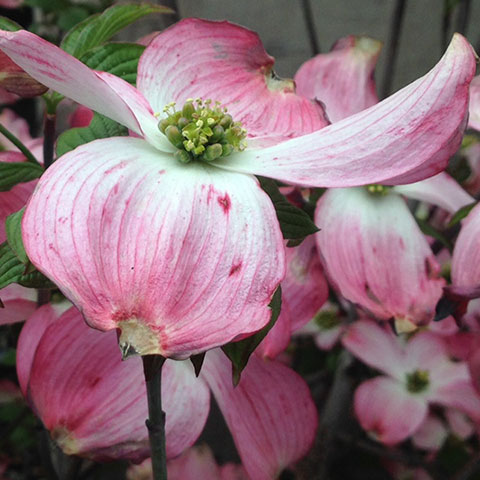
{"left": 143, "top": 355, "right": 167, "bottom": 480}
{"left": 301, "top": 0, "right": 320, "bottom": 55}
{"left": 381, "top": 0, "right": 407, "bottom": 99}
{"left": 42, "top": 113, "right": 56, "bottom": 170}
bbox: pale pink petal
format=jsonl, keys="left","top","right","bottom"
{"left": 214, "top": 34, "right": 475, "bottom": 187}
{"left": 0, "top": 85, "right": 17, "bottom": 103}
{"left": 0, "top": 179, "right": 37, "bottom": 243}
{"left": 412, "top": 414, "right": 448, "bottom": 451}
{"left": 0, "top": 30, "right": 170, "bottom": 150}
{"left": 220, "top": 464, "right": 249, "bottom": 480}
{"left": 256, "top": 304, "right": 292, "bottom": 359}
{"left": 354, "top": 377, "right": 428, "bottom": 445}
{"left": 23, "top": 307, "right": 209, "bottom": 461}
{"left": 313, "top": 324, "right": 344, "bottom": 351}
{"left": 468, "top": 75, "right": 480, "bottom": 131}
{"left": 451, "top": 203, "right": 480, "bottom": 289}
{"left": 22, "top": 137, "right": 284, "bottom": 359}
{"left": 162, "top": 360, "right": 210, "bottom": 458}
{"left": 429, "top": 381, "right": 480, "bottom": 421}
{"left": 463, "top": 142, "right": 480, "bottom": 195}
{"left": 0, "top": 0, "right": 23, "bottom": 8}
{"left": 295, "top": 35, "right": 381, "bottom": 122}
{"left": 69, "top": 105, "right": 94, "bottom": 128}
{"left": 0, "top": 109, "right": 31, "bottom": 148}
{"left": 138, "top": 18, "right": 329, "bottom": 138}
{"left": 315, "top": 188, "right": 444, "bottom": 325}
{"left": 393, "top": 172, "right": 474, "bottom": 214}
{"left": 258, "top": 237, "right": 329, "bottom": 359}
{"left": 404, "top": 331, "right": 450, "bottom": 372}
{"left": 167, "top": 445, "right": 221, "bottom": 480}
{"left": 445, "top": 408, "right": 474, "bottom": 439}
{"left": 202, "top": 349, "right": 317, "bottom": 480}
{"left": 342, "top": 320, "right": 405, "bottom": 378}
{"left": 282, "top": 236, "right": 329, "bottom": 332}
{"left": 0, "top": 284, "right": 37, "bottom": 325}
{"left": 16, "top": 302, "right": 67, "bottom": 396}
{"left": 469, "top": 348, "right": 480, "bottom": 394}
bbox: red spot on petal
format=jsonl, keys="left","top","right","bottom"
{"left": 217, "top": 193, "right": 231, "bottom": 214}
{"left": 207, "top": 184, "right": 215, "bottom": 204}
{"left": 229, "top": 262, "right": 242, "bottom": 276}
{"left": 158, "top": 169, "right": 166, "bottom": 175}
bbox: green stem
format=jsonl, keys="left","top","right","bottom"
{"left": 0, "top": 122, "right": 39, "bottom": 165}
{"left": 143, "top": 355, "right": 167, "bottom": 480}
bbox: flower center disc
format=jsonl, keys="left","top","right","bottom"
{"left": 159, "top": 98, "right": 247, "bottom": 164}
{"left": 406, "top": 369, "right": 429, "bottom": 393}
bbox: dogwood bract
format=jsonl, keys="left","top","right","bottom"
{"left": 0, "top": 19, "right": 475, "bottom": 358}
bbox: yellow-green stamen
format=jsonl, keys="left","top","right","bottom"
{"left": 365, "top": 184, "right": 391, "bottom": 196}
{"left": 159, "top": 98, "right": 247, "bottom": 163}
{"left": 406, "top": 369, "right": 429, "bottom": 393}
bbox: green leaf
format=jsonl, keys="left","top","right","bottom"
{"left": 222, "top": 286, "right": 282, "bottom": 385}
{"left": 0, "top": 242, "right": 54, "bottom": 290}
{"left": 61, "top": 3, "right": 173, "bottom": 58}
{"left": 80, "top": 43, "right": 145, "bottom": 85}
{"left": 58, "top": 6, "right": 90, "bottom": 32}
{"left": 24, "top": 0, "right": 68, "bottom": 12}
{"left": 447, "top": 201, "right": 477, "bottom": 228}
{"left": 5, "top": 208, "right": 27, "bottom": 264}
{"left": 0, "top": 162, "right": 44, "bottom": 192}
{"left": 0, "top": 16, "right": 22, "bottom": 31}
{"left": 258, "top": 177, "right": 319, "bottom": 241}
{"left": 56, "top": 113, "right": 128, "bottom": 157}
{"left": 416, "top": 218, "right": 452, "bottom": 252}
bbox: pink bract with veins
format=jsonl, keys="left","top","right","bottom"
{"left": 18, "top": 305, "right": 316, "bottom": 479}
{"left": 343, "top": 320, "right": 480, "bottom": 445}
{"left": 0, "top": 20, "right": 475, "bottom": 358}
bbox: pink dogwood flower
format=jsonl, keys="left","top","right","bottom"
{"left": 343, "top": 320, "right": 480, "bottom": 445}
{"left": 295, "top": 35, "right": 473, "bottom": 329}
{"left": 19, "top": 304, "right": 317, "bottom": 479}
{"left": 0, "top": 20, "right": 475, "bottom": 358}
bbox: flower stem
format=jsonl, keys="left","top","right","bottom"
{"left": 142, "top": 355, "right": 167, "bottom": 480}
{"left": 43, "top": 112, "right": 56, "bottom": 170}
{"left": 0, "top": 123, "right": 39, "bottom": 165}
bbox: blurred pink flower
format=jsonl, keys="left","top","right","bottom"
{"left": 343, "top": 320, "right": 480, "bottom": 445}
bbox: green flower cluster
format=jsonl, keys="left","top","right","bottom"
{"left": 406, "top": 369, "right": 429, "bottom": 393}
{"left": 159, "top": 98, "right": 247, "bottom": 164}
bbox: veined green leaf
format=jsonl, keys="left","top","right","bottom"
{"left": 258, "top": 177, "right": 319, "bottom": 242}
{"left": 0, "top": 16, "right": 22, "bottom": 31}
{"left": 80, "top": 43, "right": 145, "bottom": 85}
{"left": 0, "top": 162, "right": 44, "bottom": 192}
{"left": 56, "top": 113, "right": 128, "bottom": 157}
{"left": 61, "top": 3, "right": 173, "bottom": 58}
{"left": 447, "top": 201, "right": 477, "bottom": 228}
{"left": 5, "top": 208, "right": 27, "bottom": 265}
{"left": 0, "top": 241, "right": 54, "bottom": 290}
{"left": 222, "top": 286, "right": 282, "bottom": 385}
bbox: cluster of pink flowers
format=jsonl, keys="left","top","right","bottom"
{"left": 1, "top": 10, "right": 480, "bottom": 480}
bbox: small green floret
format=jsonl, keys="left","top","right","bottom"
{"left": 365, "top": 184, "right": 391, "bottom": 196}
{"left": 314, "top": 310, "right": 340, "bottom": 330}
{"left": 406, "top": 369, "right": 429, "bottom": 393}
{"left": 159, "top": 98, "right": 247, "bottom": 163}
